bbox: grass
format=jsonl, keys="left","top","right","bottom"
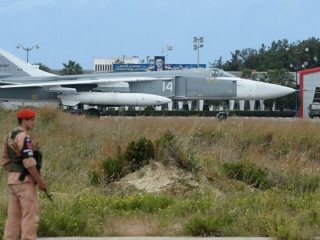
{"left": 1, "top": 108, "right": 320, "bottom": 238}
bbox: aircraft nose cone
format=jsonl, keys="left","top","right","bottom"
{"left": 157, "top": 96, "right": 172, "bottom": 104}
{"left": 255, "top": 81, "right": 295, "bottom": 99}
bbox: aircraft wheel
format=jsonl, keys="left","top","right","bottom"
{"left": 216, "top": 112, "right": 227, "bottom": 121}
{"left": 86, "top": 108, "right": 100, "bottom": 118}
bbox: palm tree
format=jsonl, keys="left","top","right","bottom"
{"left": 60, "top": 60, "right": 83, "bottom": 75}
{"left": 34, "top": 63, "right": 52, "bottom": 73}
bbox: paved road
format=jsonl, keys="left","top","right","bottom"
{"left": 39, "top": 237, "right": 273, "bottom": 240}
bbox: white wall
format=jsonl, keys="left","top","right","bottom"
{"left": 302, "top": 72, "right": 320, "bottom": 117}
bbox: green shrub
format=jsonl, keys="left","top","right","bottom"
{"left": 222, "top": 161, "right": 271, "bottom": 189}
{"left": 176, "top": 148, "right": 201, "bottom": 173}
{"left": 102, "top": 157, "right": 123, "bottom": 182}
{"left": 155, "top": 131, "right": 177, "bottom": 165}
{"left": 39, "top": 202, "right": 102, "bottom": 237}
{"left": 283, "top": 174, "right": 320, "bottom": 193}
{"left": 184, "top": 214, "right": 232, "bottom": 236}
{"left": 156, "top": 131, "right": 175, "bottom": 147}
{"left": 273, "top": 224, "right": 290, "bottom": 240}
{"left": 88, "top": 170, "right": 101, "bottom": 185}
{"left": 40, "top": 211, "right": 87, "bottom": 237}
{"left": 155, "top": 131, "right": 200, "bottom": 173}
{"left": 125, "top": 137, "right": 155, "bottom": 171}
{"left": 111, "top": 194, "right": 174, "bottom": 213}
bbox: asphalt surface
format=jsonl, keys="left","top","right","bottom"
{"left": 39, "top": 237, "right": 273, "bottom": 240}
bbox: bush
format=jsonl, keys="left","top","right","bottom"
{"left": 177, "top": 149, "right": 201, "bottom": 173}
{"left": 39, "top": 199, "right": 103, "bottom": 237}
{"left": 111, "top": 194, "right": 174, "bottom": 213}
{"left": 125, "top": 137, "right": 155, "bottom": 171}
{"left": 284, "top": 174, "right": 320, "bottom": 193}
{"left": 156, "top": 131, "right": 200, "bottom": 173}
{"left": 155, "top": 131, "right": 176, "bottom": 165}
{"left": 222, "top": 161, "right": 271, "bottom": 189}
{"left": 184, "top": 214, "right": 232, "bottom": 236}
{"left": 88, "top": 170, "right": 101, "bottom": 185}
{"left": 102, "top": 157, "right": 123, "bottom": 182}
{"left": 39, "top": 210, "right": 88, "bottom": 237}
{"left": 155, "top": 131, "right": 176, "bottom": 149}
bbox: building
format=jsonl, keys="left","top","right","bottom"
{"left": 94, "top": 55, "right": 206, "bottom": 72}
{"left": 299, "top": 67, "right": 320, "bottom": 117}
{"left": 94, "top": 56, "right": 140, "bottom": 72}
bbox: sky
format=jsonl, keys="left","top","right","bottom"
{"left": 0, "top": 0, "right": 319, "bottom": 69}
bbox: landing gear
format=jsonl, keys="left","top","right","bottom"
{"left": 216, "top": 111, "right": 228, "bottom": 121}
{"left": 86, "top": 108, "right": 100, "bottom": 117}
{"left": 216, "top": 102, "right": 229, "bottom": 121}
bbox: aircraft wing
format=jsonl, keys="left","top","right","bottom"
{"left": 0, "top": 80, "right": 22, "bottom": 85}
{"left": 0, "top": 77, "right": 173, "bottom": 89}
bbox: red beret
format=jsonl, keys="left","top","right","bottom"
{"left": 16, "top": 109, "right": 36, "bottom": 119}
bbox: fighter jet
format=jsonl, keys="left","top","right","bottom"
{"left": 0, "top": 48, "right": 295, "bottom": 113}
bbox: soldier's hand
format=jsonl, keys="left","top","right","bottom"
{"left": 37, "top": 179, "right": 47, "bottom": 192}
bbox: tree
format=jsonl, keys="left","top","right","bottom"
{"left": 241, "top": 68, "right": 253, "bottom": 79}
{"left": 209, "top": 56, "right": 224, "bottom": 68}
{"left": 266, "top": 69, "right": 294, "bottom": 86}
{"left": 33, "top": 63, "right": 52, "bottom": 73}
{"left": 264, "top": 69, "right": 295, "bottom": 111}
{"left": 60, "top": 60, "right": 83, "bottom": 75}
{"left": 220, "top": 37, "right": 320, "bottom": 72}
{"left": 224, "top": 50, "right": 242, "bottom": 71}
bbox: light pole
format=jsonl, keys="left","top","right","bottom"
{"left": 290, "top": 64, "right": 302, "bottom": 117}
{"left": 193, "top": 37, "right": 204, "bottom": 68}
{"left": 16, "top": 44, "right": 39, "bottom": 63}
{"left": 314, "top": 56, "right": 318, "bottom": 67}
{"left": 165, "top": 45, "right": 173, "bottom": 63}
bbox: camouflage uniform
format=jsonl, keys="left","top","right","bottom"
{"left": 1, "top": 128, "right": 39, "bottom": 240}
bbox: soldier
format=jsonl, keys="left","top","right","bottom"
{"left": 1, "top": 109, "right": 46, "bottom": 240}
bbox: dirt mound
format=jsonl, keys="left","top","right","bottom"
{"left": 108, "top": 162, "right": 200, "bottom": 194}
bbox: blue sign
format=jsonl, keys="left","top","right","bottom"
{"left": 113, "top": 64, "right": 150, "bottom": 72}
{"left": 165, "top": 64, "right": 206, "bottom": 70}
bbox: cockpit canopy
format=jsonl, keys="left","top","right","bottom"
{"left": 210, "top": 68, "right": 237, "bottom": 78}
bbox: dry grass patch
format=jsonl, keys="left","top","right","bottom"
{"left": 1, "top": 108, "right": 320, "bottom": 238}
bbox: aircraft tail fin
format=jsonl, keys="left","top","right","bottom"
{"left": 0, "top": 48, "right": 56, "bottom": 78}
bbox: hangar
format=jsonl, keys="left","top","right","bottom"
{"left": 299, "top": 67, "right": 320, "bottom": 117}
